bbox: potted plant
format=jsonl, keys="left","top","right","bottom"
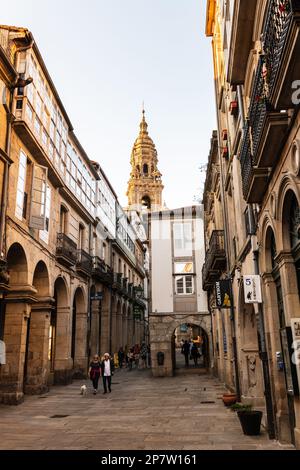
{"left": 231, "top": 403, "right": 263, "bottom": 436}
{"left": 222, "top": 393, "right": 238, "bottom": 407}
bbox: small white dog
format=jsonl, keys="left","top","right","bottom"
{"left": 80, "top": 384, "right": 87, "bottom": 396}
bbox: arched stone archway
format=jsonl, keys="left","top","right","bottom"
{"left": 0, "top": 244, "right": 30, "bottom": 404}
{"left": 52, "top": 276, "right": 72, "bottom": 385}
{"left": 150, "top": 313, "right": 212, "bottom": 377}
{"left": 25, "top": 261, "right": 52, "bottom": 395}
{"left": 72, "top": 287, "right": 88, "bottom": 378}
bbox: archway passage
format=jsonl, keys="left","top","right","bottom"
{"left": 0, "top": 243, "right": 29, "bottom": 403}
{"left": 24, "top": 261, "right": 51, "bottom": 395}
{"left": 173, "top": 324, "right": 209, "bottom": 374}
{"left": 72, "top": 287, "right": 87, "bottom": 378}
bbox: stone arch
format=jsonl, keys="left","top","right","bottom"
{"left": 71, "top": 286, "right": 87, "bottom": 376}
{"left": 165, "top": 315, "right": 211, "bottom": 341}
{"left": 281, "top": 188, "right": 300, "bottom": 251}
{"left": 32, "top": 261, "right": 50, "bottom": 297}
{"left": 260, "top": 219, "right": 278, "bottom": 273}
{"left": 7, "top": 242, "right": 28, "bottom": 286}
{"left": 52, "top": 276, "right": 71, "bottom": 383}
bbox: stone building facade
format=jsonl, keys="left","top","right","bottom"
{"left": 0, "top": 25, "right": 147, "bottom": 404}
{"left": 150, "top": 206, "right": 211, "bottom": 377}
{"left": 205, "top": 0, "right": 300, "bottom": 448}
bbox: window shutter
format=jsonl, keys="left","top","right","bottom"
{"left": 29, "top": 164, "right": 48, "bottom": 230}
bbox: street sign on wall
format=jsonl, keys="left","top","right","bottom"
{"left": 215, "top": 280, "right": 232, "bottom": 309}
{"left": 243, "top": 275, "right": 262, "bottom": 304}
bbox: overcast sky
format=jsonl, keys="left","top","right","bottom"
{"left": 2, "top": 0, "right": 216, "bottom": 208}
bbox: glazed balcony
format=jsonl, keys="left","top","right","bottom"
{"left": 92, "top": 257, "right": 113, "bottom": 285}
{"left": 56, "top": 233, "right": 77, "bottom": 267}
{"left": 202, "top": 231, "right": 226, "bottom": 291}
{"left": 262, "top": 0, "right": 300, "bottom": 109}
{"left": 76, "top": 250, "right": 92, "bottom": 276}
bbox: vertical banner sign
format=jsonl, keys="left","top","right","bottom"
{"left": 243, "top": 275, "right": 262, "bottom": 304}
{"left": 291, "top": 318, "right": 300, "bottom": 396}
{"left": 215, "top": 280, "right": 232, "bottom": 309}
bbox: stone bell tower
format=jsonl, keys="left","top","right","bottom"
{"left": 127, "top": 110, "right": 164, "bottom": 212}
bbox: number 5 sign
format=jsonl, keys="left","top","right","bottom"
{"left": 243, "top": 275, "right": 262, "bottom": 304}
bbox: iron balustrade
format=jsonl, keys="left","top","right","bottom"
{"left": 92, "top": 257, "right": 113, "bottom": 284}
{"left": 77, "top": 249, "right": 92, "bottom": 273}
{"left": 56, "top": 233, "right": 77, "bottom": 265}
{"left": 202, "top": 230, "right": 226, "bottom": 289}
{"left": 240, "top": 122, "right": 255, "bottom": 200}
{"left": 263, "top": 0, "right": 294, "bottom": 96}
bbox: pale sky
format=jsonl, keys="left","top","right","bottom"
{"left": 2, "top": 0, "right": 216, "bottom": 208}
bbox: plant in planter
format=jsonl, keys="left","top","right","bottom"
{"left": 222, "top": 393, "right": 238, "bottom": 407}
{"left": 231, "top": 403, "right": 263, "bottom": 436}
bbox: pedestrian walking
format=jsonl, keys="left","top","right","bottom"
{"left": 182, "top": 340, "right": 190, "bottom": 367}
{"left": 101, "top": 353, "right": 115, "bottom": 394}
{"left": 139, "top": 342, "right": 148, "bottom": 369}
{"left": 127, "top": 348, "right": 134, "bottom": 371}
{"left": 118, "top": 347, "right": 125, "bottom": 369}
{"left": 89, "top": 354, "right": 101, "bottom": 395}
{"left": 191, "top": 343, "right": 199, "bottom": 367}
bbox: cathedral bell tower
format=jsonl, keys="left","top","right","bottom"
{"left": 127, "top": 110, "right": 164, "bottom": 212}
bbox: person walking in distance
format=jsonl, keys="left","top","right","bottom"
{"left": 182, "top": 340, "right": 190, "bottom": 368}
{"left": 89, "top": 355, "right": 101, "bottom": 395}
{"left": 191, "top": 342, "right": 199, "bottom": 367}
{"left": 118, "top": 347, "right": 125, "bottom": 369}
{"left": 101, "top": 353, "right": 115, "bottom": 394}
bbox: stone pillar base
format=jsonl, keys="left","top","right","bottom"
{"left": 54, "top": 369, "right": 73, "bottom": 385}
{"left": 24, "top": 384, "right": 49, "bottom": 395}
{"left": 152, "top": 367, "right": 173, "bottom": 378}
{"left": 0, "top": 391, "right": 24, "bottom": 405}
{"left": 294, "top": 427, "right": 300, "bottom": 450}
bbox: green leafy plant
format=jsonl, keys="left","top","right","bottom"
{"left": 230, "top": 403, "right": 253, "bottom": 412}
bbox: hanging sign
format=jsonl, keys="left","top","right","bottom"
{"left": 0, "top": 341, "right": 6, "bottom": 365}
{"left": 243, "top": 275, "right": 262, "bottom": 303}
{"left": 215, "top": 280, "right": 232, "bottom": 309}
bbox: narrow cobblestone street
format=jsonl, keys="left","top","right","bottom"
{"left": 0, "top": 369, "right": 293, "bottom": 450}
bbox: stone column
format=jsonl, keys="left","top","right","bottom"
{"left": 90, "top": 300, "right": 100, "bottom": 357}
{"left": 24, "top": 299, "right": 53, "bottom": 395}
{"left": 122, "top": 312, "right": 128, "bottom": 349}
{"left": 116, "top": 308, "right": 123, "bottom": 354}
{"left": 276, "top": 252, "right": 300, "bottom": 323}
{"left": 275, "top": 252, "right": 300, "bottom": 448}
{"left": 262, "top": 272, "right": 292, "bottom": 443}
{"left": 74, "top": 311, "right": 88, "bottom": 378}
{"left": 54, "top": 306, "right": 73, "bottom": 385}
{"left": 100, "top": 289, "right": 111, "bottom": 356}
{"left": 127, "top": 316, "right": 134, "bottom": 348}
{"left": 110, "top": 300, "right": 118, "bottom": 355}
{"left": 0, "top": 299, "right": 31, "bottom": 404}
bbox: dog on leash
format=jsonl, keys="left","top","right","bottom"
{"left": 80, "top": 385, "right": 87, "bottom": 396}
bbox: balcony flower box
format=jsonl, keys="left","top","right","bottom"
{"left": 222, "top": 129, "right": 228, "bottom": 141}
{"left": 229, "top": 100, "right": 238, "bottom": 116}
{"left": 221, "top": 146, "right": 229, "bottom": 158}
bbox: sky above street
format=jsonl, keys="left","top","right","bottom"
{"left": 2, "top": 0, "right": 216, "bottom": 208}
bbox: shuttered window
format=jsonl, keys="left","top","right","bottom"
{"left": 15, "top": 150, "right": 27, "bottom": 220}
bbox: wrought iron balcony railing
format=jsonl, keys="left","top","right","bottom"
{"left": 202, "top": 230, "right": 226, "bottom": 290}
{"left": 56, "top": 233, "right": 77, "bottom": 266}
{"left": 112, "top": 272, "right": 123, "bottom": 291}
{"left": 92, "top": 257, "right": 113, "bottom": 285}
{"left": 77, "top": 249, "right": 92, "bottom": 275}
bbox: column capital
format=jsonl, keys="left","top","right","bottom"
{"left": 5, "top": 284, "right": 38, "bottom": 304}
{"left": 261, "top": 272, "right": 274, "bottom": 284}
{"left": 31, "top": 297, "right": 55, "bottom": 312}
{"left": 274, "top": 250, "right": 295, "bottom": 267}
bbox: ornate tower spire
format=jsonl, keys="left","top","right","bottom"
{"left": 127, "top": 110, "right": 164, "bottom": 212}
